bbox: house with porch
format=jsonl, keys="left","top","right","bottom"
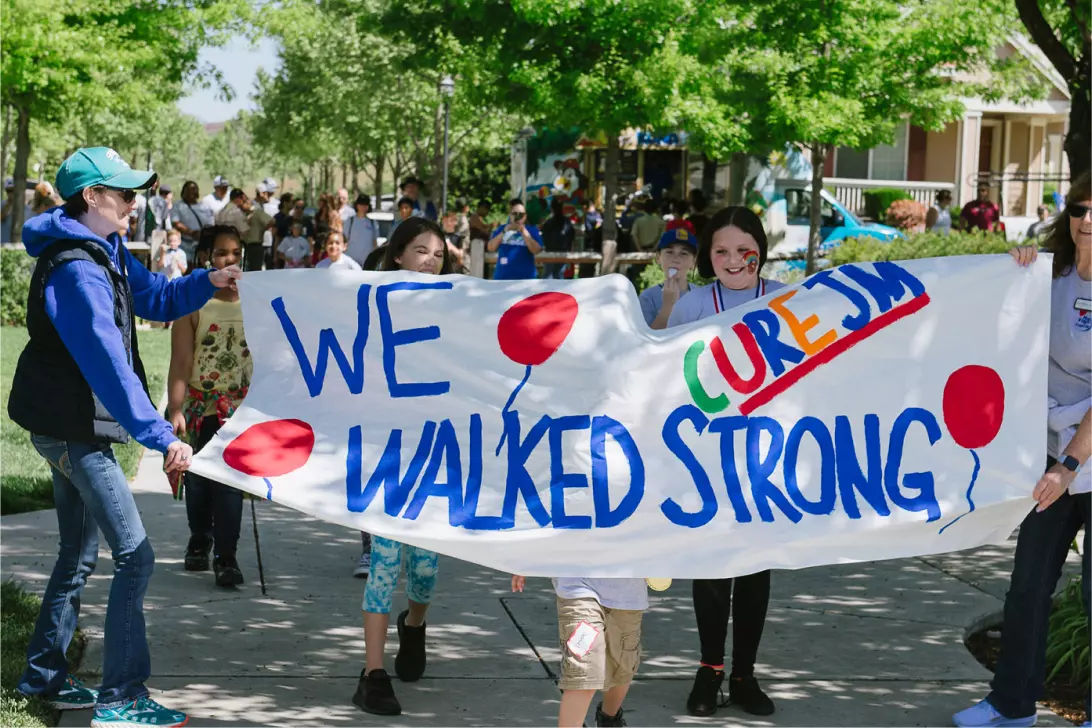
{"left": 813, "top": 35, "right": 1071, "bottom": 223}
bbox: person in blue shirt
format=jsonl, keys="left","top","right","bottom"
{"left": 488, "top": 198, "right": 543, "bottom": 279}
{"left": 7, "top": 148, "right": 240, "bottom": 728}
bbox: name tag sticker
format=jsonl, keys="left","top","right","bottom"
{"left": 566, "top": 621, "right": 599, "bottom": 658}
{"left": 1074, "top": 298, "right": 1091, "bottom": 312}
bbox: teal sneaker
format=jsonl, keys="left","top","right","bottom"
{"left": 49, "top": 675, "right": 98, "bottom": 710}
{"left": 90, "top": 696, "right": 188, "bottom": 727}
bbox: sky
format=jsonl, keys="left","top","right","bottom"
{"left": 177, "top": 36, "right": 279, "bottom": 123}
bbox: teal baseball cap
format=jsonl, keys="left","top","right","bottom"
{"left": 56, "top": 147, "right": 157, "bottom": 201}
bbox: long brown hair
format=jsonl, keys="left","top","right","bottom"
{"left": 696, "top": 205, "right": 769, "bottom": 279}
{"left": 380, "top": 217, "right": 454, "bottom": 274}
{"left": 1045, "top": 172, "right": 1090, "bottom": 278}
{"left": 317, "top": 193, "right": 343, "bottom": 233}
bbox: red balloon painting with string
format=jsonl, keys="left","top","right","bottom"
{"left": 222, "top": 418, "right": 316, "bottom": 500}
{"left": 938, "top": 365, "right": 1005, "bottom": 534}
{"left": 495, "top": 291, "right": 579, "bottom": 454}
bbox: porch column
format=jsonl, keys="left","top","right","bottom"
{"left": 958, "top": 112, "right": 982, "bottom": 206}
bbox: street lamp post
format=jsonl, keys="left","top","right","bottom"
{"left": 439, "top": 75, "right": 455, "bottom": 214}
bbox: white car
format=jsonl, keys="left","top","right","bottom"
{"left": 368, "top": 211, "right": 395, "bottom": 246}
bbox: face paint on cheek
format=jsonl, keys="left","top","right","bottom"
{"left": 744, "top": 250, "right": 759, "bottom": 274}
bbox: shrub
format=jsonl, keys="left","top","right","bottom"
{"left": 0, "top": 249, "right": 33, "bottom": 327}
{"left": 636, "top": 260, "right": 710, "bottom": 294}
{"left": 862, "top": 187, "right": 911, "bottom": 221}
{"left": 827, "top": 229, "right": 1011, "bottom": 266}
{"left": 1045, "top": 575, "right": 1090, "bottom": 690}
{"left": 885, "top": 199, "right": 928, "bottom": 231}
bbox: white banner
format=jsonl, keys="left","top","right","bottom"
{"left": 191, "top": 256, "right": 1049, "bottom": 578}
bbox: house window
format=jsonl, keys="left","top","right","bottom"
{"left": 871, "top": 123, "right": 908, "bottom": 180}
{"left": 833, "top": 123, "right": 909, "bottom": 180}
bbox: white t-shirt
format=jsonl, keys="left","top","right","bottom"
{"left": 345, "top": 215, "right": 378, "bottom": 265}
{"left": 1047, "top": 267, "right": 1092, "bottom": 494}
{"left": 160, "top": 248, "right": 188, "bottom": 281}
{"left": 553, "top": 578, "right": 649, "bottom": 611}
{"left": 202, "top": 192, "right": 230, "bottom": 216}
{"left": 667, "top": 278, "right": 787, "bottom": 327}
{"left": 278, "top": 235, "right": 311, "bottom": 267}
{"left": 130, "top": 193, "right": 147, "bottom": 242}
{"left": 263, "top": 198, "right": 280, "bottom": 217}
{"left": 316, "top": 255, "right": 362, "bottom": 270}
{"left": 338, "top": 204, "right": 354, "bottom": 225}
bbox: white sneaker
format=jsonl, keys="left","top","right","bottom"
{"left": 353, "top": 551, "right": 371, "bottom": 578}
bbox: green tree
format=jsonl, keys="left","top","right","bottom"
{"left": 695, "top": 0, "right": 1044, "bottom": 273}
{"left": 1014, "top": 0, "right": 1090, "bottom": 180}
{"left": 0, "top": 0, "right": 243, "bottom": 240}
{"left": 381, "top": 0, "right": 703, "bottom": 250}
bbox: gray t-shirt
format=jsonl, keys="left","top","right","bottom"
{"left": 639, "top": 282, "right": 693, "bottom": 326}
{"left": 553, "top": 578, "right": 649, "bottom": 610}
{"left": 667, "top": 278, "right": 786, "bottom": 327}
{"left": 1047, "top": 266, "right": 1092, "bottom": 494}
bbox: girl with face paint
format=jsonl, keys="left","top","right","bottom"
{"left": 664, "top": 206, "right": 785, "bottom": 718}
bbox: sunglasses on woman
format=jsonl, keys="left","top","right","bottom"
{"left": 1066, "top": 202, "right": 1091, "bottom": 219}
{"left": 93, "top": 186, "right": 138, "bottom": 204}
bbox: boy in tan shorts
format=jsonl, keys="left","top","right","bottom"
{"left": 513, "top": 575, "right": 647, "bottom": 727}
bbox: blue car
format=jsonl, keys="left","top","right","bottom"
{"left": 765, "top": 183, "right": 902, "bottom": 265}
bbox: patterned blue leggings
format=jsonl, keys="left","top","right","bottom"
{"left": 362, "top": 536, "right": 439, "bottom": 614}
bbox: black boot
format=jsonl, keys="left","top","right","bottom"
{"left": 728, "top": 674, "right": 775, "bottom": 716}
{"left": 213, "top": 555, "right": 244, "bottom": 587}
{"left": 184, "top": 535, "right": 211, "bottom": 571}
{"left": 394, "top": 609, "right": 427, "bottom": 682}
{"left": 352, "top": 668, "right": 401, "bottom": 716}
{"left": 595, "top": 701, "right": 626, "bottom": 727}
{"left": 686, "top": 665, "right": 724, "bottom": 717}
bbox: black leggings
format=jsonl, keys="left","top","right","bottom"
{"left": 692, "top": 570, "right": 771, "bottom": 676}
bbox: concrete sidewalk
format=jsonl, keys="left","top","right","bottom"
{"left": 1, "top": 449, "right": 1077, "bottom": 727}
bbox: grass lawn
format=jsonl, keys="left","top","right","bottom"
{"left": 1, "top": 326, "right": 173, "bottom": 515}
{"left": 0, "top": 581, "right": 85, "bottom": 727}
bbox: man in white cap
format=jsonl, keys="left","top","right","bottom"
{"left": 261, "top": 178, "right": 281, "bottom": 217}
{"left": 202, "top": 175, "right": 231, "bottom": 216}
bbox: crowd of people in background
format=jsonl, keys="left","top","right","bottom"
{"left": 4, "top": 148, "right": 1089, "bottom": 728}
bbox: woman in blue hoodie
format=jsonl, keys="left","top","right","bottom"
{"left": 7, "top": 148, "right": 240, "bottom": 728}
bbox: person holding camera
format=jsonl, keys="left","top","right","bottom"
{"left": 487, "top": 198, "right": 543, "bottom": 280}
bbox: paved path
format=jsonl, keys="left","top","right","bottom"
{"left": 1, "top": 449, "right": 1078, "bottom": 727}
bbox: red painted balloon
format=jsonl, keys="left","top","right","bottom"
{"left": 223, "top": 419, "right": 315, "bottom": 478}
{"left": 497, "top": 292, "right": 579, "bottom": 366}
{"left": 942, "top": 365, "right": 1005, "bottom": 449}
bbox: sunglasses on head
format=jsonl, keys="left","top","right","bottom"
{"left": 1066, "top": 202, "right": 1091, "bottom": 219}
{"left": 94, "top": 186, "right": 137, "bottom": 203}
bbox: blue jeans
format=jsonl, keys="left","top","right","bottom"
{"left": 18, "top": 435, "right": 154, "bottom": 709}
{"left": 988, "top": 458, "right": 1090, "bottom": 718}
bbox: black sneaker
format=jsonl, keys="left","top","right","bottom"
{"left": 686, "top": 665, "right": 724, "bottom": 717}
{"left": 595, "top": 701, "right": 626, "bottom": 727}
{"left": 213, "top": 556, "right": 244, "bottom": 587}
{"left": 352, "top": 668, "right": 401, "bottom": 716}
{"left": 394, "top": 609, "right": 427, "bottom": 682}
{"left": 184, "top": 535, "right": 211, "bottom": 571}
{"left": 728, "top": 674, "right": 775, "bottom": 716}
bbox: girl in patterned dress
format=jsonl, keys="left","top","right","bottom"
{"left": 166, "top": 226, "right": 253, "bottom": 588}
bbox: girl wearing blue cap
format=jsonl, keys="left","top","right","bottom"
{"left": 640, "top": 227, "right": 698, "bottom": 329}
{"left": 8, "top": 148, "right": 241, "bottom": 727}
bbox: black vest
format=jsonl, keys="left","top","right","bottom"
{"left": 7, "top": 240, "right": 151, "bottom": 444}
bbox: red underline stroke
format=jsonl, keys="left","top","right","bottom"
{"left": 738, "top": 293, "right": 932, "bottom": 416}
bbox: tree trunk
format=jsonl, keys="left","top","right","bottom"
{"left": 1065, "top": 51, "right": 1090, "bottom": 181}
{"left": 374, "top": 151, "right": 385, "bottom": 209}
{"left": 806, "top": 143, "right": 826, "bottom": 276}
{"left": 601, "top": 132, "right": 621, "bottom": 274}
{"left": 728, "top": 152, "right": 748, "bottom": 206}
{"left": 1, "top": 105, "right": 11, "bottom": 180}
{"left": 12, "top": 104, "right": 31, "bottom": 243}
{"left": 701, "top": 153, "right": 718, "bottom": 204}
{"left": 341, "top": 161, "right": 349, "bottom": 191}
{"left": 427, "top": 102, "right": 444, "bottom": 205}
{"left": 350, "top": 152, "right": 360, "bottom": 195}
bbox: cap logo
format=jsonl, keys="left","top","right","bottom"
{"left": 677, "top": 229, "right": 688, "bottom": 240}
{"left": 104, "top": 149, "right": 130, "bottom": 168}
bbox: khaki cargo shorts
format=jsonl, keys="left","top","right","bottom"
{"left": 556, "top": 596, "right": 643, "bottom": 691}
